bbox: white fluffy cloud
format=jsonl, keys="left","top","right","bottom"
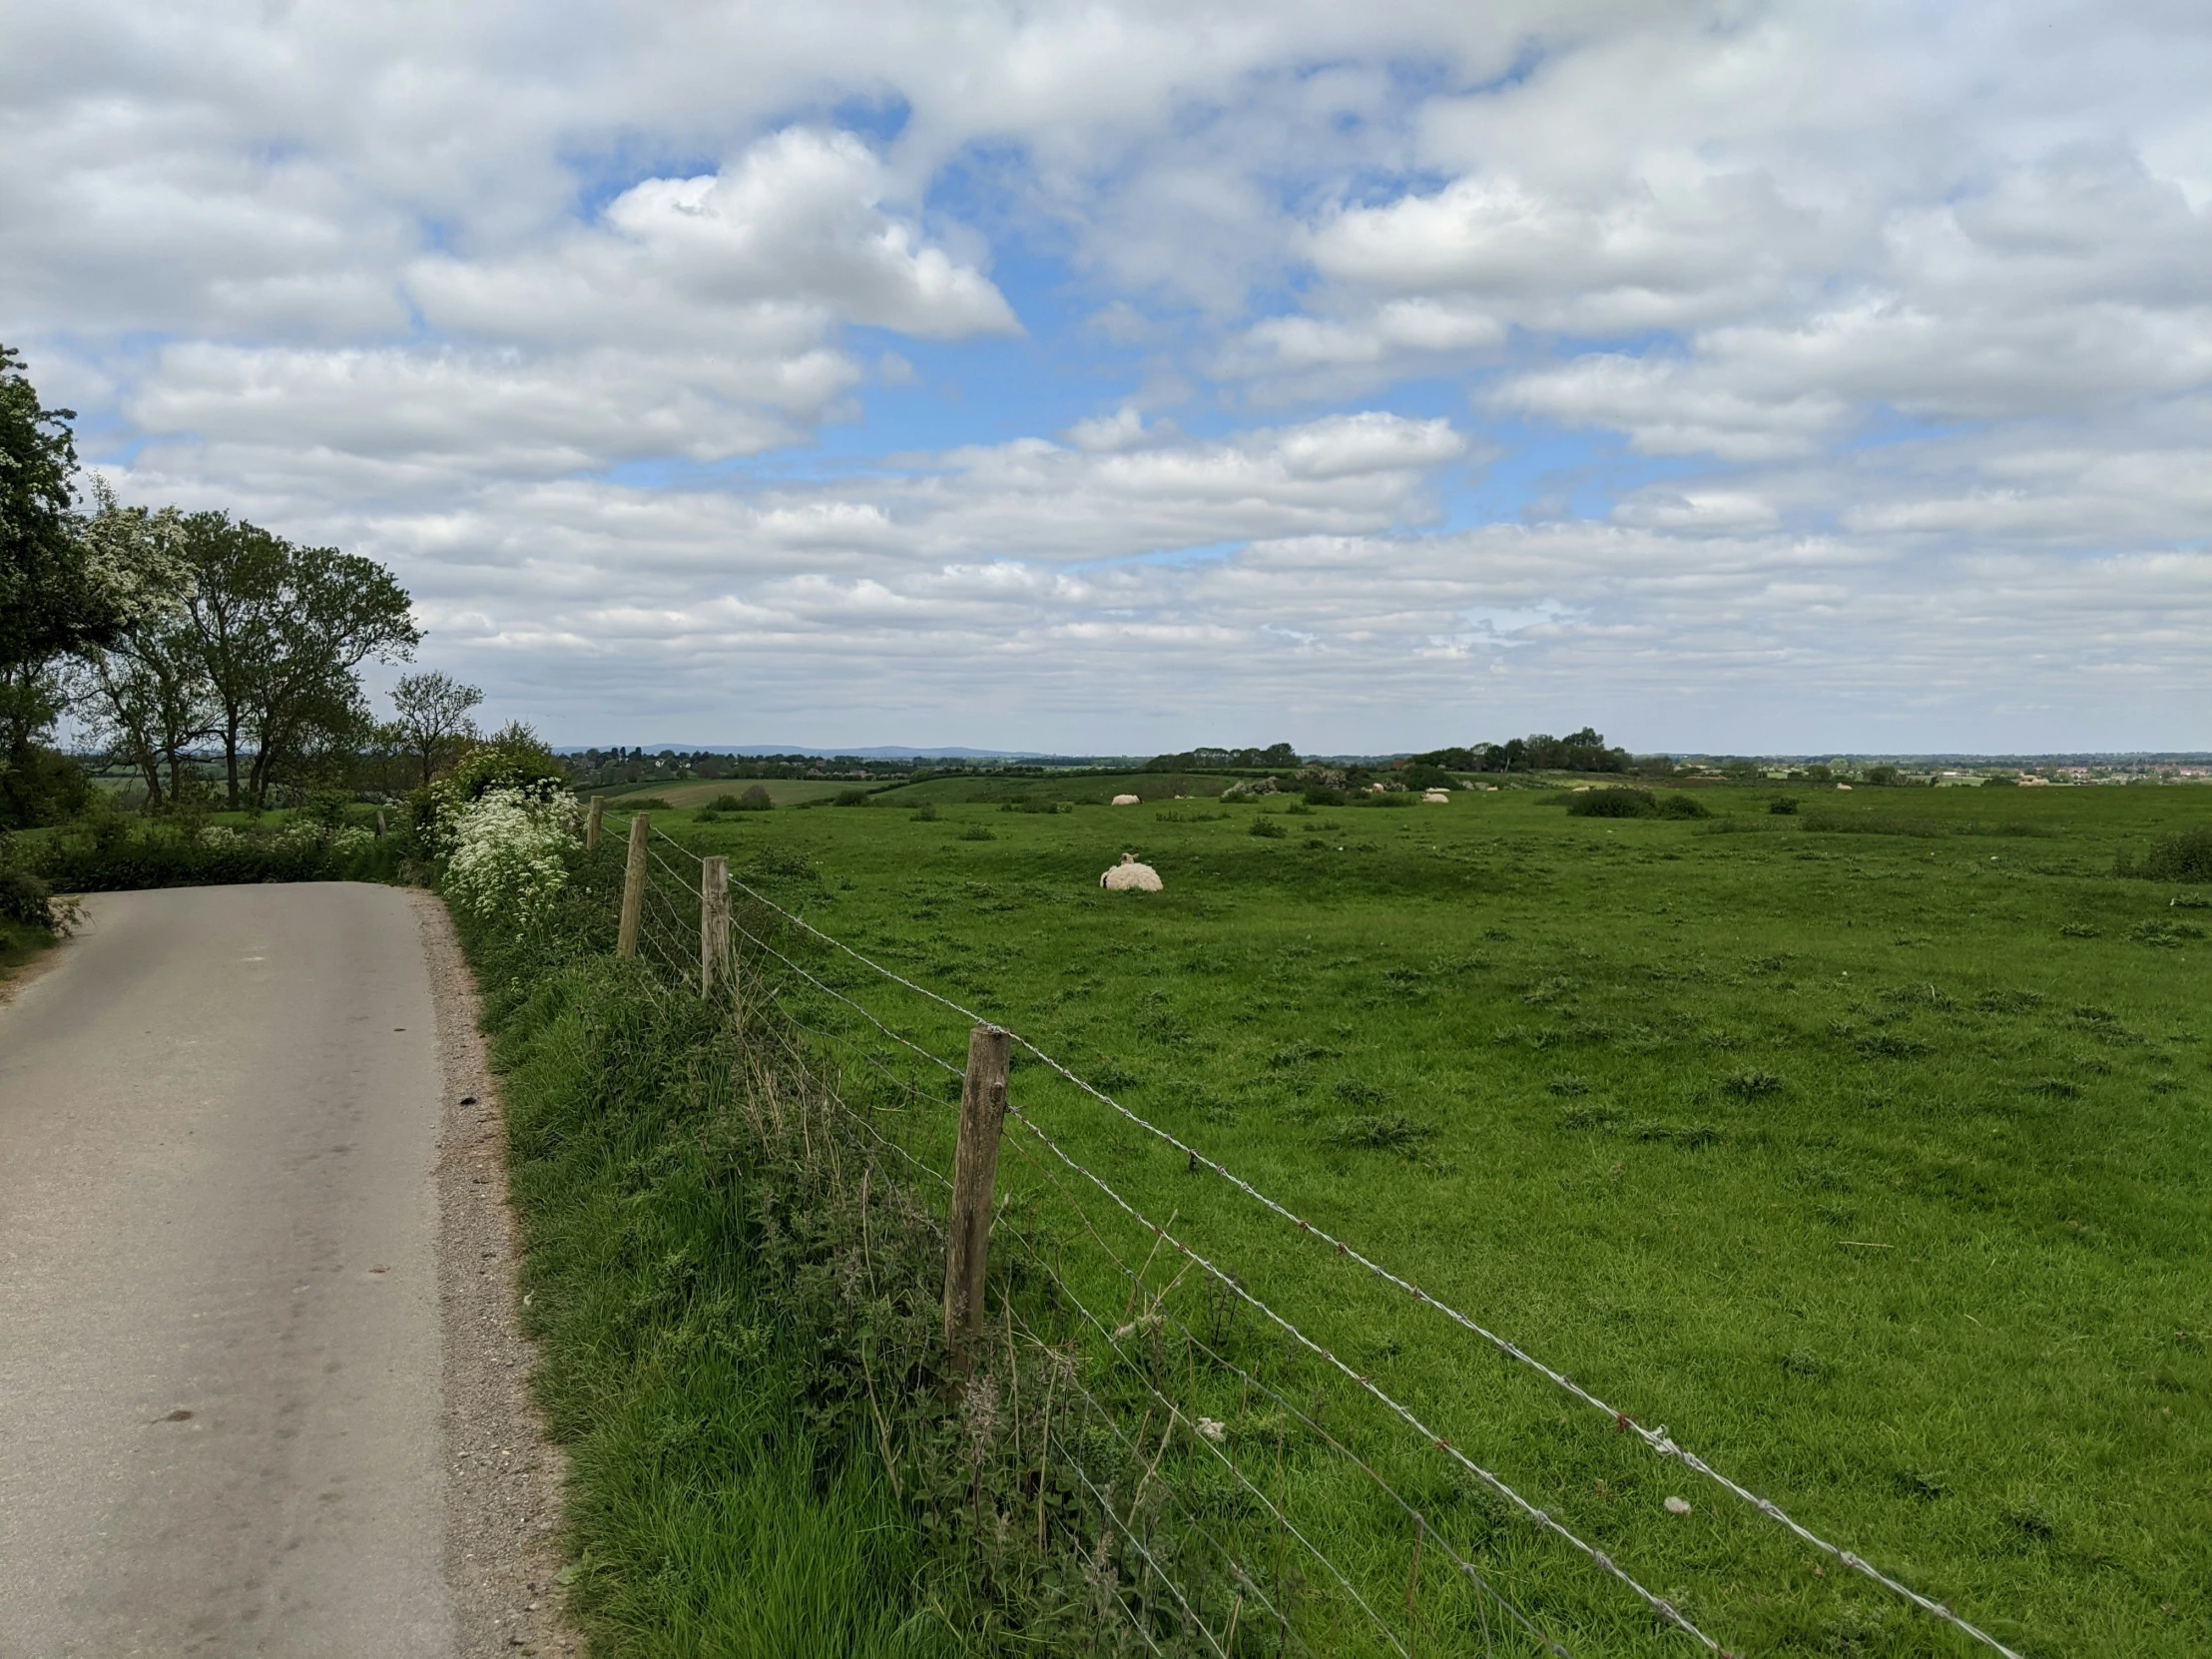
{"left": 7, "top": 0, "right": 2209, "bottom": 751}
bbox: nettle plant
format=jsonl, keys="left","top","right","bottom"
{"left": 437, "top": 780, "right": 579, "bottom": 925}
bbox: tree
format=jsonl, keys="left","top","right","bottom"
{"left": 1, "top": 343, "right": 102, "bottom": 823}
{"left": 72, "top": 491, "right": 210, "bottom": 809}
{"left": 178, "top": 513, "right": 420, "bottom": 808}
{"left": 388, "top": 670, "right": 484, "bottom": 787}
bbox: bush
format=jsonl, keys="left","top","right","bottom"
{"left": 832, "top": 789, "right": 871, "bottom": 807}
{"left": 1656, "top": 794, "right": 1713, "bottom": 820}
{"left": 439, "top": 783, "right": 580, "bottom": 925}
{"left": 1566, "top": 789, "right": 1656, "bottom": 819}
{"left": 1302, "top": 787, "right": 1347, "bottom": 807}
{"left": 1355, "top": 791, "right": 1420, "bottom": 809}
{"left": 0, "top": 860, "right": 56, "bottom": 930}
{"left": 1249, "top": 816, "right": 1288, "bottom": 838}
{"left": 909, "top": 801, "right": 939, "bottom": 822}
{"left": 2118, "top": 825, "right": 2212, "bottom": 883}
{"left": 33, "top": 818, "right": 398, "bottom": 893}
{"left": 1769, "top": 796, "right": 1801, "bottom": 816}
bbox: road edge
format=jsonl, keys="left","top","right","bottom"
{"left": 412, "top": 889, "right": 581, "bottom": 1659}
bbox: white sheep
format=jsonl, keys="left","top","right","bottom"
{"left": 1101, "top": 852, "right": 1164, "bottom": 891}
{"left": 1422, "top": 789, "right": 1450, "bottom": 804}
{"left": 1111, "top": 793, "right": 1141, "bottom": 806}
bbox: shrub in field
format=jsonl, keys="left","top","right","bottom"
{"left": 908, "top": 801, "right": 938, "bottom": 822}
{"left": 1768, "top": 796, "right": 1801, "bottom": 816}
{"left": 1656, "top": 794, "right": 1713, "bottom": 820}
{"left": 2116, "top": 824, "right": 2212, "bottom": 882}
{"left": 1249, "top": 815, "right": 1288, "bottom": 838}
{"left": 1302, "top": 786, "right": 1347, "bottom": 807}
{"left": 958, "top": 824, "right": 994, "bottom": 841}
{"left": 1567, "top": 788, "right": 1656, "bottom": 819}
{"left": 833, "top": 789, "right": 871, "bottom": 807}
{"left": 438, "top": 783, "right": 578, "bottom": 925}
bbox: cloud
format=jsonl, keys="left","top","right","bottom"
{"left": 10, "top": 0, "right": 2212, "bottom": 751}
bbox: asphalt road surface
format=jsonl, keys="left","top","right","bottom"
{"left": 0, "top": 884, "right": 456, "bottom": 1656}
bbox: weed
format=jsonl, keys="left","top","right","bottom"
{"left": 1547, "top": 1074, "right": 1591, "bottom": 1096}
{"left": 958, "top": 825, "right": 994, "bottom": 841}
{"left": 1722, "top": 1067, "right": 1785, "bottom": 1098}
{"left": 1248, "top": 816, "right": 1288, "bottom": 838}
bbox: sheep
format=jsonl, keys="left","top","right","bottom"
{"left": 1111, "top": 793, "right": 1141, "bottom": 806}
{"left": 1422, "top": 789, "right": 1450, "bottom": 804}
{"left": 1101, "top": 852, "right": 1164, "bottom": 891}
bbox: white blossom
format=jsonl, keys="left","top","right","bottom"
{"left": 439, "top": 783, "right": 578, "bottom": 924}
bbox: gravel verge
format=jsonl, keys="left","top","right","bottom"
{"left": 414, "top": 890, "right": 582, "bottom": 1658}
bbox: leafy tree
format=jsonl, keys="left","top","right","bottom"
{"left": 388, "top": 670, "right": 484, "bottom": 787}
{"left": 1, "top": 343, "right": 101, "bottom": 823}
{"left": 72, "top": 492, "right": 210, "bottom": 809}
{"left": 177, "top": 513, "right": 419, "bottom": 808}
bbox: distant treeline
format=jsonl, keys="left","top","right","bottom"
{"left": 1410, "top": 727, "right": 1631, "bottom": 775}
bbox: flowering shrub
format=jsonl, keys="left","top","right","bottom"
{"left": 438, "top": 782, "right": 578, "bottom": 924}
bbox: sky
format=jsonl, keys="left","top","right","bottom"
{"left": 4, "top": 1, "right": 2208, "bottom": 756}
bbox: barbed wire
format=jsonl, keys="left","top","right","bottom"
{"left": 715, "top": 863, "right": 2021, "bottom": 1657}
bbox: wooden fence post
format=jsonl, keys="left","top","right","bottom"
{"left": 616, "top": 813, "right": 649, "bottom": 959}
{"left": 586, "top": 795, "right": 604, "bottom": 851}
{"left": 943, "top": 1025, "right": 1012, "bottom": 1375}
{"left": 374, "top": 808, "right": 387, "bottom": 838}
{"left": 701, "top": 855, "right": 729, "bottom": 999}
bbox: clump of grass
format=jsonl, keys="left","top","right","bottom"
{"left": 1326, "top": 1114, "right": 1436, "bottom": 1155}
{"left": 1722, "top": 1067, "right": 1784, "bottom": 1098}
{"left": 1332, "top": 1077, "right": 1387, "bottom": 1105}
{"left": 1249, "top": 816, "right": 1288, "bottom": 838}
{"left": 1557, "top": 1103, "right": 1621, "bottom": 1131}
{"left": 1547, "top": 1073, "right": 1590, "bottom": 1096}
{"left": 958, "top": 824, "right": 994, "bottom": 841}
{"left": 1634, "top": 1120, "right": 1723, "bottom": 1146}
{"left": 1768, "top": 796, "right": 1801, "bottom": 816}
{"left": 2058, "top": 922, "right": 2099, "bottom": 938}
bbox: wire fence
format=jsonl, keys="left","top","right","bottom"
{"left": 599, "top": 808, "right": 2024, "bottom": 1659}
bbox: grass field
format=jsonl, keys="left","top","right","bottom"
{"left": 616, "top": 782, "right": 2211, "bottom": 1657}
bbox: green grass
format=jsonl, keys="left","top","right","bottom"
{"left": 633, "top": 783, "right": 2212, "bottom": 1657}
{"left": 0, "top": 915, "right": 56, "bottom": 985}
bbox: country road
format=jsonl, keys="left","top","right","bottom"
{"left": 0, "top": 884, "right": 466, "bottom": 1656}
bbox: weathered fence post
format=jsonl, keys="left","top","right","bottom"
{"left": 374, "top": 808, "right": 387, "bottom": 839}
{"left": 700, "top": 855, "right": 729, "bottom": 999}
{"left": 616, "top": 813, "right": 649, "bottom": 959}
{"left": 586, "top": 794, "right": 604, "bottom": 851}
{"left": 943, "top": 1025, "right": 1012, "bottom": 1375}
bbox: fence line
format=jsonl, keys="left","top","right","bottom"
{"left": 768, "top": 979, "right": 1558, "bottom": 1653}
{"left": 687, "top": 834, "right": 2023, "bottom": 1659}
{"left": 993, "top": 1124, "right": 1565, "bottom": 1658}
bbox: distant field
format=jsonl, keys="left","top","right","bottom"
{"left": 590, "top": 777, "right": 860, "bottom": 807}
{"left": 633, "top": 782, "right": 2209, "bottom": 1655}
